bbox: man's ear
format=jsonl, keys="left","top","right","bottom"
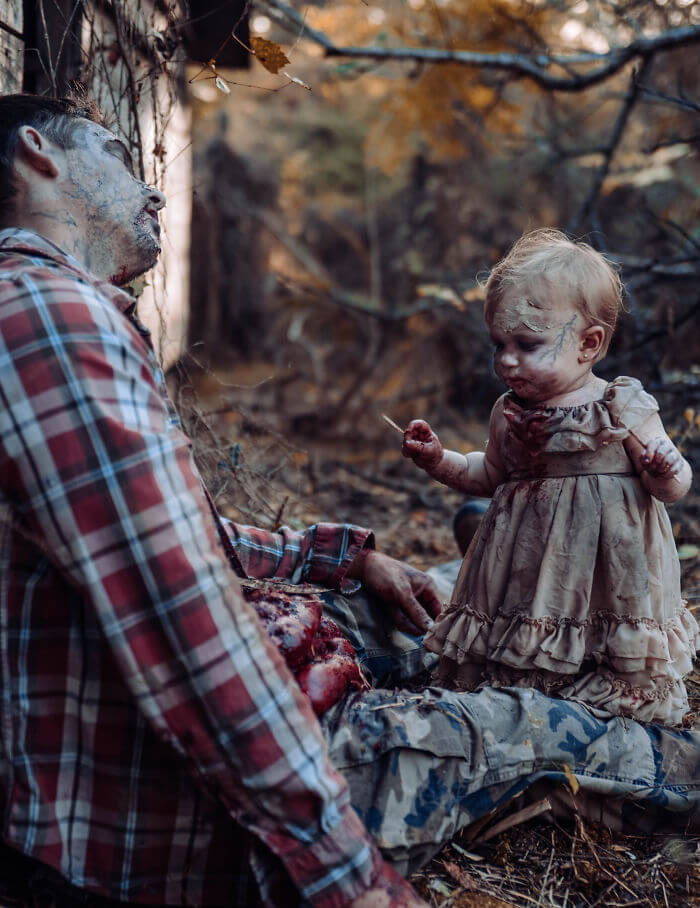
{"left": 15, "top": 126, "right": 60, "bottom": 178}
{"left": 579, "top": 324, "right": 606, "bottom": 362}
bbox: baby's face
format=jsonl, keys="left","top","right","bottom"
{"left": 488, "top": 293, "right": 592, "bottom": 403}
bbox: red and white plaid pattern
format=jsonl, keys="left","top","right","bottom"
{"left": 0, "top": 230, "right": 380, "bottom": 906}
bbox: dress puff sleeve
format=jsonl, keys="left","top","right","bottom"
{"left": 603, "top": 375, "right": 660, "bottom": 433}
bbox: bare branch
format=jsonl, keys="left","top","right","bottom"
{"left": 259, "top": 0, "right": 700, "bottom": 93}
{"left": 110, "top": 6, "right": 146, "bottom": 181}
{"left": 214, "top": 195, "right": 467, "bottom": 321}
{"left": 643, "top": 133, "right": 698, "bottom": 154}
{"left": 567, "top": 56, "right": 652, "bottom": 232}
{"left": 637, "top": 83, "right": 700, "bottom": 112}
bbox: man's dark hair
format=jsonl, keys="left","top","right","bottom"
{"left": 0, "top": 93, "right": 101, "bottom": 220}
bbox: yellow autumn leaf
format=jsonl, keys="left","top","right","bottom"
{"left": 463, "top": 286, "right": 486, "bottom": 303}
{"left": 250, "top": 37, "right": 290, "bottom": 74}
{"left": 417, "top": 284, "right": 463, "bottom": 308}
{"left": 562, "top": 764, "right": 580, "bottom": 795}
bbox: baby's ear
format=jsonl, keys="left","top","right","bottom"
{"left": 579, "top": 324, "right": 605, "bottom": 362}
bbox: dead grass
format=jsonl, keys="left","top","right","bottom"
{"left": 411, "top": 818, "right": 699, "bottom": 907}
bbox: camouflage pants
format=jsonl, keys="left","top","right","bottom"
{"left": 321, "top": 589, "right": 700, "bottom": 876}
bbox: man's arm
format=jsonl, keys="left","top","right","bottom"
{"left": 0, "top": 271, "right": 422, "bottom": 906}
{"left": 220, "top": 517, "right": 374, "bottom": 592}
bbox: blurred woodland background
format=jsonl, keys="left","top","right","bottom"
{"left": 180, "top": 0, "right": 700, "bottom": 594}
{"left": 2, "top": 0, "right": 699, "bottom": 903}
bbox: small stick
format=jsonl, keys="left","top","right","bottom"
{"left": 381, "top": 413, "right": 404, "bottom": 434}
{"left": 476, "top": 797, "right": 552, "bottom": 844}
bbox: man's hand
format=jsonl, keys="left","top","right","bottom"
{"left": 348, "top": 862, "right": 428, "bottom": 907}
{"left": 402, "top": 419, "right": 443, "bottom": 471}
{"left": 348, "top": 550, "right": 442, "bottom": 634}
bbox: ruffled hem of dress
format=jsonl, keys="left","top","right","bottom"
{"left": 424, "top": 600, "right": 700, "bottom": 677}
{"left": 431, "top": 656, "right": 691, "bottom": 724}
{"left": 502, "top": 375, "right": 659, "bottom": 455}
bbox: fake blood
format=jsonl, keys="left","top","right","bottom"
{"left": 245, "top": 587, "right": 322, "bottom": 669}
{"left": 110, "top": 264, "right": 130, "bottom": 285}
{"left": 295, "top": 617, "right": 364, "bottom": 715}
{"left": 245, "top": 590, "right": 363, "bottom": 714}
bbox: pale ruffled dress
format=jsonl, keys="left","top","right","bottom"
{"left": 424, "top": 376, "right": 699, "bottom": 725}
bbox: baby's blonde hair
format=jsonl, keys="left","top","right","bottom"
{"left": 484, "top": 229, "right": 624, "bottom": 358}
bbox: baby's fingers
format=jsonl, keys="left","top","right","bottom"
{"left": 404, "top": 419, "right": 435, "bottom": 443}
{"left": 402, "top": 419, "right": 439, "bottom": 460}
{"left": 641, "top": 437, "right": 681, "bottom": 476}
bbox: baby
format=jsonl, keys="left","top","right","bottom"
{"left": 403, "top": 229, "right": 698, "bottom": 724}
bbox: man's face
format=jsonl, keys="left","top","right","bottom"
{"left": 62, "top": 121, "right": 165, "bottom": 283}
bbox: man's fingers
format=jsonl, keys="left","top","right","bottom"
{"left": 412, "top": 576, "right": 443, "bottom": 619}
{"left": 390, "top": 604, "right": 423, "bottom": 636}
{"left": 399, "top": 592, "right": 433, "bottom": 634}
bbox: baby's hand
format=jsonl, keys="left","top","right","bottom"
{"left": 402, "top": 419, "right": 443, "bottom": 470}
{"left": 640, "top": 436, "right": 683, "bottom": 477}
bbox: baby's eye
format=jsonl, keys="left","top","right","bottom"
{"left": 491, "top": 341, "right": 504, "bottom": 352}
{"left": 517, "top": 340, "right": 540, "bottom": 352}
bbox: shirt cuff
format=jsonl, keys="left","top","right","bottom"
{"left": 303, "top": 524, "right": 375, "bottom": 594}
{"left": 282, "top": 805, "right": 385, "bottom": 907}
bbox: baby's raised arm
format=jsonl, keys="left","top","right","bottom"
{"left": 402, "top": 401, "right": 506, "bottom": 496}
{"left": 624, "top": 412, "right": 692, "bottom": 503}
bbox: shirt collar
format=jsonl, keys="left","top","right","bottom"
{"left": 0, "top": 227, "right": 136, "bottom": 315}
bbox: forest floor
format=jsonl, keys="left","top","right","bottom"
{"left": 186, "top": 360, "right": 700, "bottom": 908}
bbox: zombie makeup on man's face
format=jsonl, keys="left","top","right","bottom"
{"left": 63, "top": 122, "right": 165, "bottom": 283}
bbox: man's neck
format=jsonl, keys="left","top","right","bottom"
{"left": 9, "top": 204, "right": 117, "bottom": 281}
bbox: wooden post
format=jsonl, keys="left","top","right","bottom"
{"left": 0, "top": 0, "right": 23, "bottom": 93}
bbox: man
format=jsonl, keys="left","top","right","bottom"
{"left": 0, "top": 95, "right": 697, "bottom": 908}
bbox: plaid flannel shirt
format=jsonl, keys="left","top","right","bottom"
{"left": 0, "top": 229, "right": 381, "bottom": 906}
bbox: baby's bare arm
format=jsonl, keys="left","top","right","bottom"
{"left": 624, "top": 413, "right": 692, "bottom": 503}
{"left": 402, "top": 403, "right": 506, "bottom": 496}
{"left": 430, "top": 449, "right": 500, "bottom": 496}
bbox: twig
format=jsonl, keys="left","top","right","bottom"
{"left": 270, "top": 495, "right": 288, "bottom": 531}
{"left": 382, "top": 413, "right": 404, "bottom": 434}
{"left": 643, "top": 133, "right": 699, "bottom": 154}
{"left": 245, "top": 202, "right": 481, "bottom": 321}
{"left": 637, "top": 83, "right": 700, "bottom": 113}
{"left": 110, "top": 5, "right": 147, "bottom": 181}
{"left": 568, "top": 56, "right": 652, "bottom": 232}
{"left": 478, "top": 798, "right": 552, "bottom": 845}
{"left": 588, "top": 880, "right": 619, "bottom": 908}
{"left": 535, "top": 844, "right": 556, "bottom": 908}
